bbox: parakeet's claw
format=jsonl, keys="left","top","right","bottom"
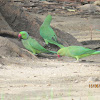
{"left": 47, "top": 45, "right": 50, "bottom": 48}
{"left": 73, "top": 60, "right": 80, "bottom": 63}
{"left": 33, "top": 53, "right": 38, "bottom": 56}
{"left": 43, "top": 40, "right": 50, "bottom": 48}
{"left": 52, "top": 37, "right": 56, "bottom": 41}
{"left": 44, "top": 44, "right": 50, "bottom": 48}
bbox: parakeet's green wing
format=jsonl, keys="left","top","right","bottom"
{"left": 22, "top": 38, "right": 40, "bottom": 54}
{"left": 40, "top": 26, "right": 64, "bottom": 48}
{"left": 40, "top": 26, "right": 57, "bottom": 41}
{"left": 28, "top": 37, "right": 49, "bottom": 52}
{"left": 28, "top": 36, "right": 56, "bottom": 54}
{"left": 65, "top": 46, "right": 96, "bottom": 56}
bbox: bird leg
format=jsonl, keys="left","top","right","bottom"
{"left": 74, "top": 56, "right": 80, "bottom": 62}
{"left": 44, "top": 39, "right": 49, "bottom": 45}
{"left": 43, "top": 39, "right": 50, "bottom": 48}
{"left": 74, "top": 60, "right": 80, "bottom": 63}
{"left": 43, "top": 44, "right": 51, "bottom": 48}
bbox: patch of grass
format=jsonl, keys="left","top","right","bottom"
{"left": 1, "top": 94, "right": 4, "bottom": 100}
{"left": 0, "top": 89, "right": 95, "bottom": 100}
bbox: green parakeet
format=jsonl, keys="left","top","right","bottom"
{"left": 18, "top": 31, "right": 57, "bottom": 55}
{"left": 57, "top": 46, "right": 100, "bottom": 61}
{"left": 40, "top": 15, "right": 64, "bottom": 48}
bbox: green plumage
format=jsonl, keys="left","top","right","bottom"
{"left": 40, "top": 15, "right": 64, "bottom": 48}
{"left": 19, "top": 31, "right": 57, "bottom": 55}
{"left": 57, "top": 46, "right": 100, "bottom": 61}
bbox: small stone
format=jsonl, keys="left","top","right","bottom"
{"left": 47, "top": 84, "right": 51, "bottom": 86}
{"left": 75, "top": 80, "right": 78, "bottom": 83}
{"left": 0, "top": 64, "right": 2, "bottom": 67}
{"left": 0, "top": 64, "right": 3, "bottom": 69}
{"left": 73, "top": 71, "right": 78, "bottom": 73}
{"left": 24, "top": 85, "right": 27, "bottom": 87}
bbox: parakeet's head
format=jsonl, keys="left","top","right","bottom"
{"left": 18, "top": 31, "right": 29, "bottom": 40}
{"left": 46, "top": 15, "right": 52, "bottom": 20}
{"left": 43, "top": 15, "right": 52, "bottom": 25}
{"left": 57, "top": 48, "right": 65, "bottom": 58}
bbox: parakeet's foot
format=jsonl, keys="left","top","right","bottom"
{"left": 44, "top": 39, "right": 49, "bottom": 45}
{"left": 46, "top": 52, "right": 54, "bottom": 55}
{"left": 44, "top": 44, "right": 51, "bottom": 48}
{"left": 73, "top": 60, "right": 80, "bottom": 63}
{"left": 33, "top": 53, "right": 38, "bottom": 56}
{"left": 74, "top": 56, "right": 80, "bottom": 62}
{"left": 74, "top": 60, "right": 87, "bottom": 63}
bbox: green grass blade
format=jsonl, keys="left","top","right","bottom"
{"left": 88, "top": 91, "right": 94, "bottom": 100}
{"left": 50, "top": 88, "right": 54, "bottom": 100}
{"left": 1, "top": 94, "right": 4, "bottom": 100}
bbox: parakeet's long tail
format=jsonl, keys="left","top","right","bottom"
{"left": 47, "top": 39, "right": 64, "bottom": 48}
{"left": 43, "top": 15, "right": 52, "bottom": 26}
{"left": 44, "top": 49, "right": 57, "bottom": 54}
{"left": 54, "top": 42, "right": 64, "bottom": 48}
{"left": 92, "top": 51, "right": 100, "bottom": 55}
{"left": 49, "top": 50, "right": 57, "bottom": 54}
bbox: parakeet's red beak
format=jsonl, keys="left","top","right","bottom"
{"left": 18, "top": 34, "right": 22, "bottom": 39}
{"left": 57, "top": 55, "right": 60, "bottom": 58}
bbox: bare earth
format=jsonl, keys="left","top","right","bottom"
{"left": 0, "top": 14, "right": 100, "bottom": 100}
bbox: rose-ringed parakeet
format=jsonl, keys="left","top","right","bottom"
{"left": 40, "top": 15, "right": 64, "bottom": 48}
{"left": 18, "top": 31, "right": 57, "bottom": 55}
{"left": 57, "top": 46, "right": 100, "bottom": 61}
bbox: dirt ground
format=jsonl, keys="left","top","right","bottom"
{"left": 0, "top": 1, "right": 100, "bottom": 100}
